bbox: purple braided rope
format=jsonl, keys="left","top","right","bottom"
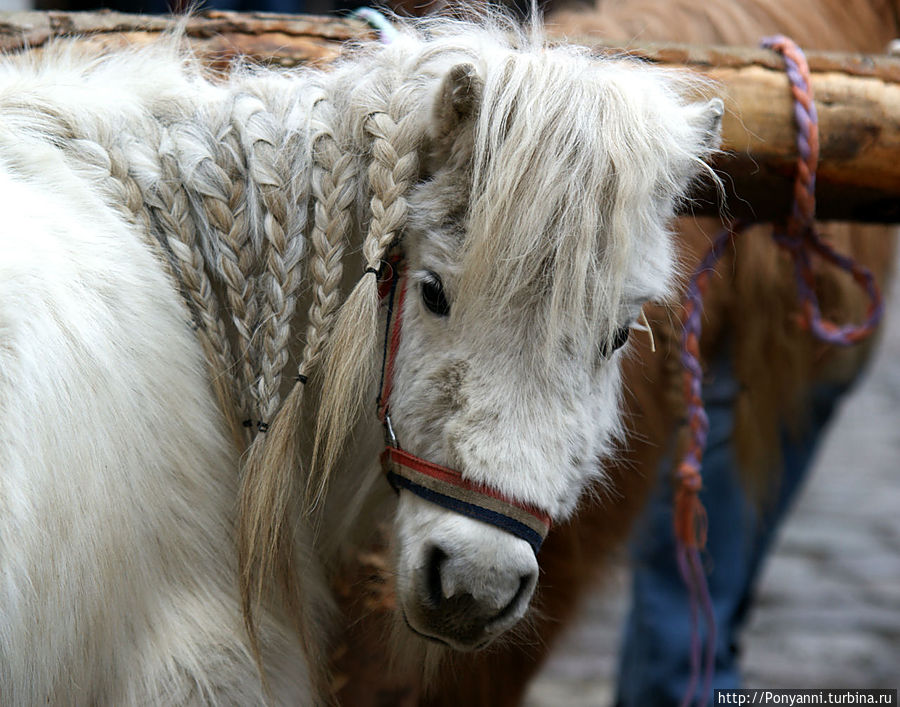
{"left": 776, "top": 231, "right": 885, "bottom": 344}
{"left": 761, "top": 36, "right": 819, "bottom": 232}
{"left": 676, "top": 225, "right": 738, "bottom": 707}
{"left": 762, "top": 35, "right": 883, "bottom": 345}
{"left": 680, "top": 227, "right": 738, "bottom": 468}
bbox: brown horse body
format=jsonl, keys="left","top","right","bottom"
{"left": 334, "top": 2, "right": 899, "bottom": 703}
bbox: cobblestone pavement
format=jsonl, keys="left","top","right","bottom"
{"left": 525, "top": 250, "right": 900, "bottom": 706}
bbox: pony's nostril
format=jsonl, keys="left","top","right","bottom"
{"left": 493, "top": 572, "right": 535, "bottom": 624}
{"left": 425, "top": 545, "right": 448, "bottom": 607}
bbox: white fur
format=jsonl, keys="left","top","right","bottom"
{"left": 0, "top": 17, "right": 721, "bottom": 702}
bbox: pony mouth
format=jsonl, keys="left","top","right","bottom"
{"left": 401, "top": 608, "right": 491, "bottom": 652}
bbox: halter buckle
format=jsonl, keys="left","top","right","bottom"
{"left": 383, "top": 411, "right": 398, "bottom": 449}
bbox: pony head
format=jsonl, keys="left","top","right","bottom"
{"left": 237, "top": 16, "right": 723, "bottom": 669}
{"left": 309, "top": 20, "right": 724, "bottom": 652}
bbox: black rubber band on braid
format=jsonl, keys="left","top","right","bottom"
{"left": 243, "top": 419, "right": 270, "bottom": 433}
{"left": 296, "top": 374, "right": 308, "bottom": 384}
{"left": 364, "top": 266, "right": 379, "bottom": 277}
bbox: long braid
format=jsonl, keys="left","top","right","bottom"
{"left": 245, "top": 106, "right": 305, "bottom": 430}
{"left": 299, "top": 103, "right": 355, "bottom": 388}
{"left": 221, "top": 118, "right": 265, "bottom": 434}
{"left": 310, "top": 88, "right": 422, "bottom": 505}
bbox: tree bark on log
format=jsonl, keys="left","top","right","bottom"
{"left": 0, "top": 9, "right": 898, "bottom": 222}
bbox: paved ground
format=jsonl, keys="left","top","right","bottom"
{"left": 525, "top": 249, "right": 900, "bottom": 706}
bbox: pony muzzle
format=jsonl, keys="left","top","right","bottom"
{"left": 393, "top": 490, "right": 540, "bottom": 651}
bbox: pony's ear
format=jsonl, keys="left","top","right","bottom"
{"left": 427, "top": 63, "right": 483, "bottom": 164}
{"left": 671, "top": 97, "right": 724, "bottom": 192}
{"left": 686, "top": 97, "right": 725, "bottom": 153}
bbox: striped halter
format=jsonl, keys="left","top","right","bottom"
{"left": 375, "top": 258, "right": 552, "bottom": 554}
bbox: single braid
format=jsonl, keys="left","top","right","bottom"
{"left": 298, "top": 99, "right": 355, "bottom": 385}
{"left": 361, "top": 107, "right": 420, "bottom": 269}
{"left": 245, "top": 106, "right": 306, "bottom": 428}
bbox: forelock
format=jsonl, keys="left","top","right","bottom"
{"left": 454, "top": 44, "right": 712, "bottom": 354}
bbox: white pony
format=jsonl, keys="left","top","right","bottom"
{"left": 0, "top": 15, "right": 722, "bottom": 704}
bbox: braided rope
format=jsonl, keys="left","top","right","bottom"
{"left": 674, "top": 36, "right": 884, "bottom": 707}
{"left": 675, "top": 224, "right": 737, "bottom": 707}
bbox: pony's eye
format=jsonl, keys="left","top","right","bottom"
{"left": 600, "top": 326, "right": 630, "bottom": 357}
{"left": 421, "top": 273, "right": 450, "bottom": 317}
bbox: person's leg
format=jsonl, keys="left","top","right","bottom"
{"left": 616, "top": 354, "right": 851, "bottom": 707}
{"left": 727, "top": 379, "right": 851, "bottom": 637}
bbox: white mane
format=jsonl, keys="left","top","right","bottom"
{"left": 0, "top": 15, "right": 720, "bottom": 703}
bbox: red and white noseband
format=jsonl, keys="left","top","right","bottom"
{"left": 375, "top": 258, "right": 551, "bottom": 554}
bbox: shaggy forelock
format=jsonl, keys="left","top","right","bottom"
{"left": 454, "top": 44, "right": 717, "bottom": 353}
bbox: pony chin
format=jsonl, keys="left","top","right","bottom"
{"left": 387, "top": 609, "right": 451, "bottom": 689}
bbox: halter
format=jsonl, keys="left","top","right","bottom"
{"left": 375, "top": 257, "right": 552, "bottom": 554}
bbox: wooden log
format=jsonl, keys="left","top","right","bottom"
{"left": 0, "top": 10, "right": 898, "bottom": 222}
{"left": 0, "top": 10, "right": 374, "bottom": 67}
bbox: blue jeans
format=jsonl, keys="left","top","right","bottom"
{"left": 616, "top": 355, "right": 850, "bottom": 707}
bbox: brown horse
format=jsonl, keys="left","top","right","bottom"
{"left": 333, "top": 2, "right": 899, "bottom": 704}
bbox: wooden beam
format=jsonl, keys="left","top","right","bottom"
{"left": 0, "top": 10, "right": 898, "bottom": 222}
